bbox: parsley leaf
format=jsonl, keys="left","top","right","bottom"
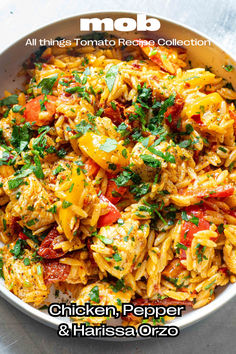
{"left": 113, "top": 252, "right": 122, "bottom": 262}
{"left": 113, "top": 168, "right": 141, "bottom": 187}
{"left": 75, "top": 120, "right": 92, "bottom": 137}
{"left": 10, "top": 239, "right": 26, "bottom": 259}
{"left": 37, "top": 75, "right": 58, "bottom": 94}
{"left": 181, "top": 211, "right": 199, "bottom": 226}
{"left": 105, "top": 65, "right": 119, "bottom": 92}
{"left": 223, "top": 64, "right": 234, "bottom": 72}
{"left": 148, "top": 147, "right": 176, "bottom": 163}
{"left": 176, "top": 242, "right": 188, "bottom": 254}
{"left": 96, "top": 234, "right": 113, "bottom": 245}
{"left": 8, "top": 169, "right": 33, "bottom": 190}
{"left": 33, "top": 154, "right": 44, "bottom": 179}
{"left": 116, "top": 122, "right": 130, "bottom": 137}
{"left": 99, "top": 138, "right": 117, "bottom": 152}
{"left": 0, "top": 95, "right": 18, "bottom": 107}
{"left": 110, "top": 278, "right": 126, "bottom": 293}
{"left": 22, "top": 227, "right": 39, "bottom": 244}
{"left": 179, "top": 139, "right": 192, "bottom": 148}
{"left": 65, "top": 86, "right": 91, "bottom": 102}
{"left": 0, "top": 257, "right": 4, "bottom": 279}
{"left": 47, "top": 205, "right": 57, "bottom": 214}
{"left": 32, "top": 126, "right": 50, "bottom": 157}
{"left": 53, "top": 165, "right": 65, "bottom": 175}
{"left": 89, "top": 285, "right": 100, "bottom": 303}
{"left": 189, "top": 215, "right": 199, "bottom": 226}
{"left": 140, "top": 154, "right": 161, "bottom": 168}
{"left": 62, "top": 200, "right": 72, "bottom": 209}
{"left": 152, "top": 94, "right": 176, "bottom": 125}
{"left": 23, "top": 258, "right": 30, "bottom": 266}
{"left": 136, "top": 83, "right": 152, "bottom": 108}
{"left": 10, "top": 123, "right": 32, "bottom": 153}
{"left": 130, "top": 183, "right": 150, "bottom": 199}
{"left": 217, "top": 224, "right": 224, "bottom": 234}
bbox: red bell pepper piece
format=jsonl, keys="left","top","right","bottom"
{"left": 179, "top": 205, "right": 210, "bottom": 259}
{"left": 38, "top": 226, "right": 66, "bottom": 259}
{"left": 24, "top": 95, "right": 57, "bottom": 126}
{"left": 105, "top": 179, "right": 127, "bottom": 204}
{"left": 43, "top": 260, "right": 70, "bottom": 284}
{"left": 196, "top": 185, "right": 234, "bottom": 199}
{"left": 19, "top": 232, "right": 29, "bottom": 240}
{"left": 97, "top": 194, "right": 121, "bottom": 228}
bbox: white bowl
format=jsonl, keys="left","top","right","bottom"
{"left": 0, "top": 11, "right": 235, "bottom": 337}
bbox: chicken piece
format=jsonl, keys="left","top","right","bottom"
{"left": 223, "top": 240, "right": 236, "bottom": 274}
{"left": 2, "top": 244, "right": 49, "bottom": 306}
{"left": 91, "top": 217, "right": 150, "bottom": 279}
{"left": 95, "top": 116, "right": 120, "bottom": 140}
{"left": 60, "top": 250, "right": 99, "bottom": 284}
{"left": 224, "top": 226, "right": 236, "bottom": 274}
{"left": 130, "top": 142, "right": 166, "bottom": 182}
{"left": 3, "top": 174, "right": 55, "bottom": 232}
{"left": 72, "top": 281, "right": 133, "bottom": 325}
{"left": 0, "top": 117, "right": 13, "bottom": 144}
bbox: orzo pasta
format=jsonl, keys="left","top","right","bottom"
{"left": 0, "top": 38, "right": 235, "bottom": 326}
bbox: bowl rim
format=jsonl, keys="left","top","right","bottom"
{"left": 0, "top": 10, "right": 235, "bottom": 60}
{"left": 0, "top": 10, "right": 236, "bottom": 339}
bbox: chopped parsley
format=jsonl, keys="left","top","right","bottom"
{"left": 130, "top": 183, "right": 150, "bottom": 199}
{"left": 96, "top": 234, "right": 113, "bottom": 245}
{"left": 32, "top": 126, "right": 50, "bottom": 158}
{"left": 89, "top": 285, "right": 100, "bottom": 303}
{"left": 75, "top": 120, "right": 93, "bottom": 137}
{"left": 47, "top": 205, "right": 57, "bottom": 214}
{"left": 217, "top": 224, "right": 224, "bottom": 234}
{"left": 111, "top": 101, "right": 117, "bottom": 110}
{"left": 65, "top": 86, "right": 91, "bottom": 102}
{"left": 10, "top": 239, "right": 26, "bottom": 259}
{"left": 37, "top": 74, "right": 58, "bottom": 94}
{"left": 10, "top": 122, "right": 32, "bottom": 153}
{"left": 33, "top": 154, "right": 44, "bottom": 179}
{"left": 148, "top": 147, "right": 176, "bottom": 163}
{"left": 181, "top": 211, "right": 199, "bottom": 226}
{"left": 113, "top": 252, "right": 122, "bottom": 262}
{"left": 205, "top": 280, "right": 216, "bottom": 290}
{"left": 110, "top": 278, "right": 126, "bottom": 293}
{"left": 8, "top": 168, "right": 33, "bottom": 190}
{"left": 195, "top": 244, "right": 208, "bottom": 263}
{"left": 223, "top": 64, "right": 234, "bottom": 72}
{"left": 62, "top": 200, "right": 72, "bottom": 209}
{"left": 0, "top": 257, "right": 4, "bottom": 279}
{"left": 23, "top": 258, "right": 30, "bottom": 266}
{"left": 176, "top": 242, "right": 188, "bottom": 254}
{"left": 0, "top": 95, "right": 18, "bottom": 107}
{"left": 117, "top": 298, "right": 122, "bottom": 306}
{"left": 178, "top": 139, "right": 192, "bottom": 148}
{"left": 113, "top": 168, "right": 141, "bottom": 187}
{"left": 140, "top": 154, "right": 161, "bottom": 168}
{"left": 105, "top": 65, "right": 119, "bottom": 92}
{"left": 53, "top": 165, "right": 65, "bottom": 175}
{"left": 99, "top": 138, "right": 117, "bottom": 152}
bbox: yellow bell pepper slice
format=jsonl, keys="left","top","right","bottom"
{"left": 0, "top": 165, "right": 14, "bottom": 178}
{"left": 58, "top": 164, "right": 85, "bottom": 240}
{"left": 78, "top": 132, "right": 129, "bottom": 172}
{"left": 179, "top": 70, "right": 216, "bottom": 88}
{"left": 185, "top": 92, "right": 224, "bottom": 118}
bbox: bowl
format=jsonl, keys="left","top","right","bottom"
{"left": 0, "top": 11, "right": 235, "bottom": 337}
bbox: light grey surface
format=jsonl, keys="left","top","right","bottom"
{"left": 0, "top": 295, "right": 235, "bottom": 354}
{"left": 0, "top": 0, "right": 235, "bottom": 353}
